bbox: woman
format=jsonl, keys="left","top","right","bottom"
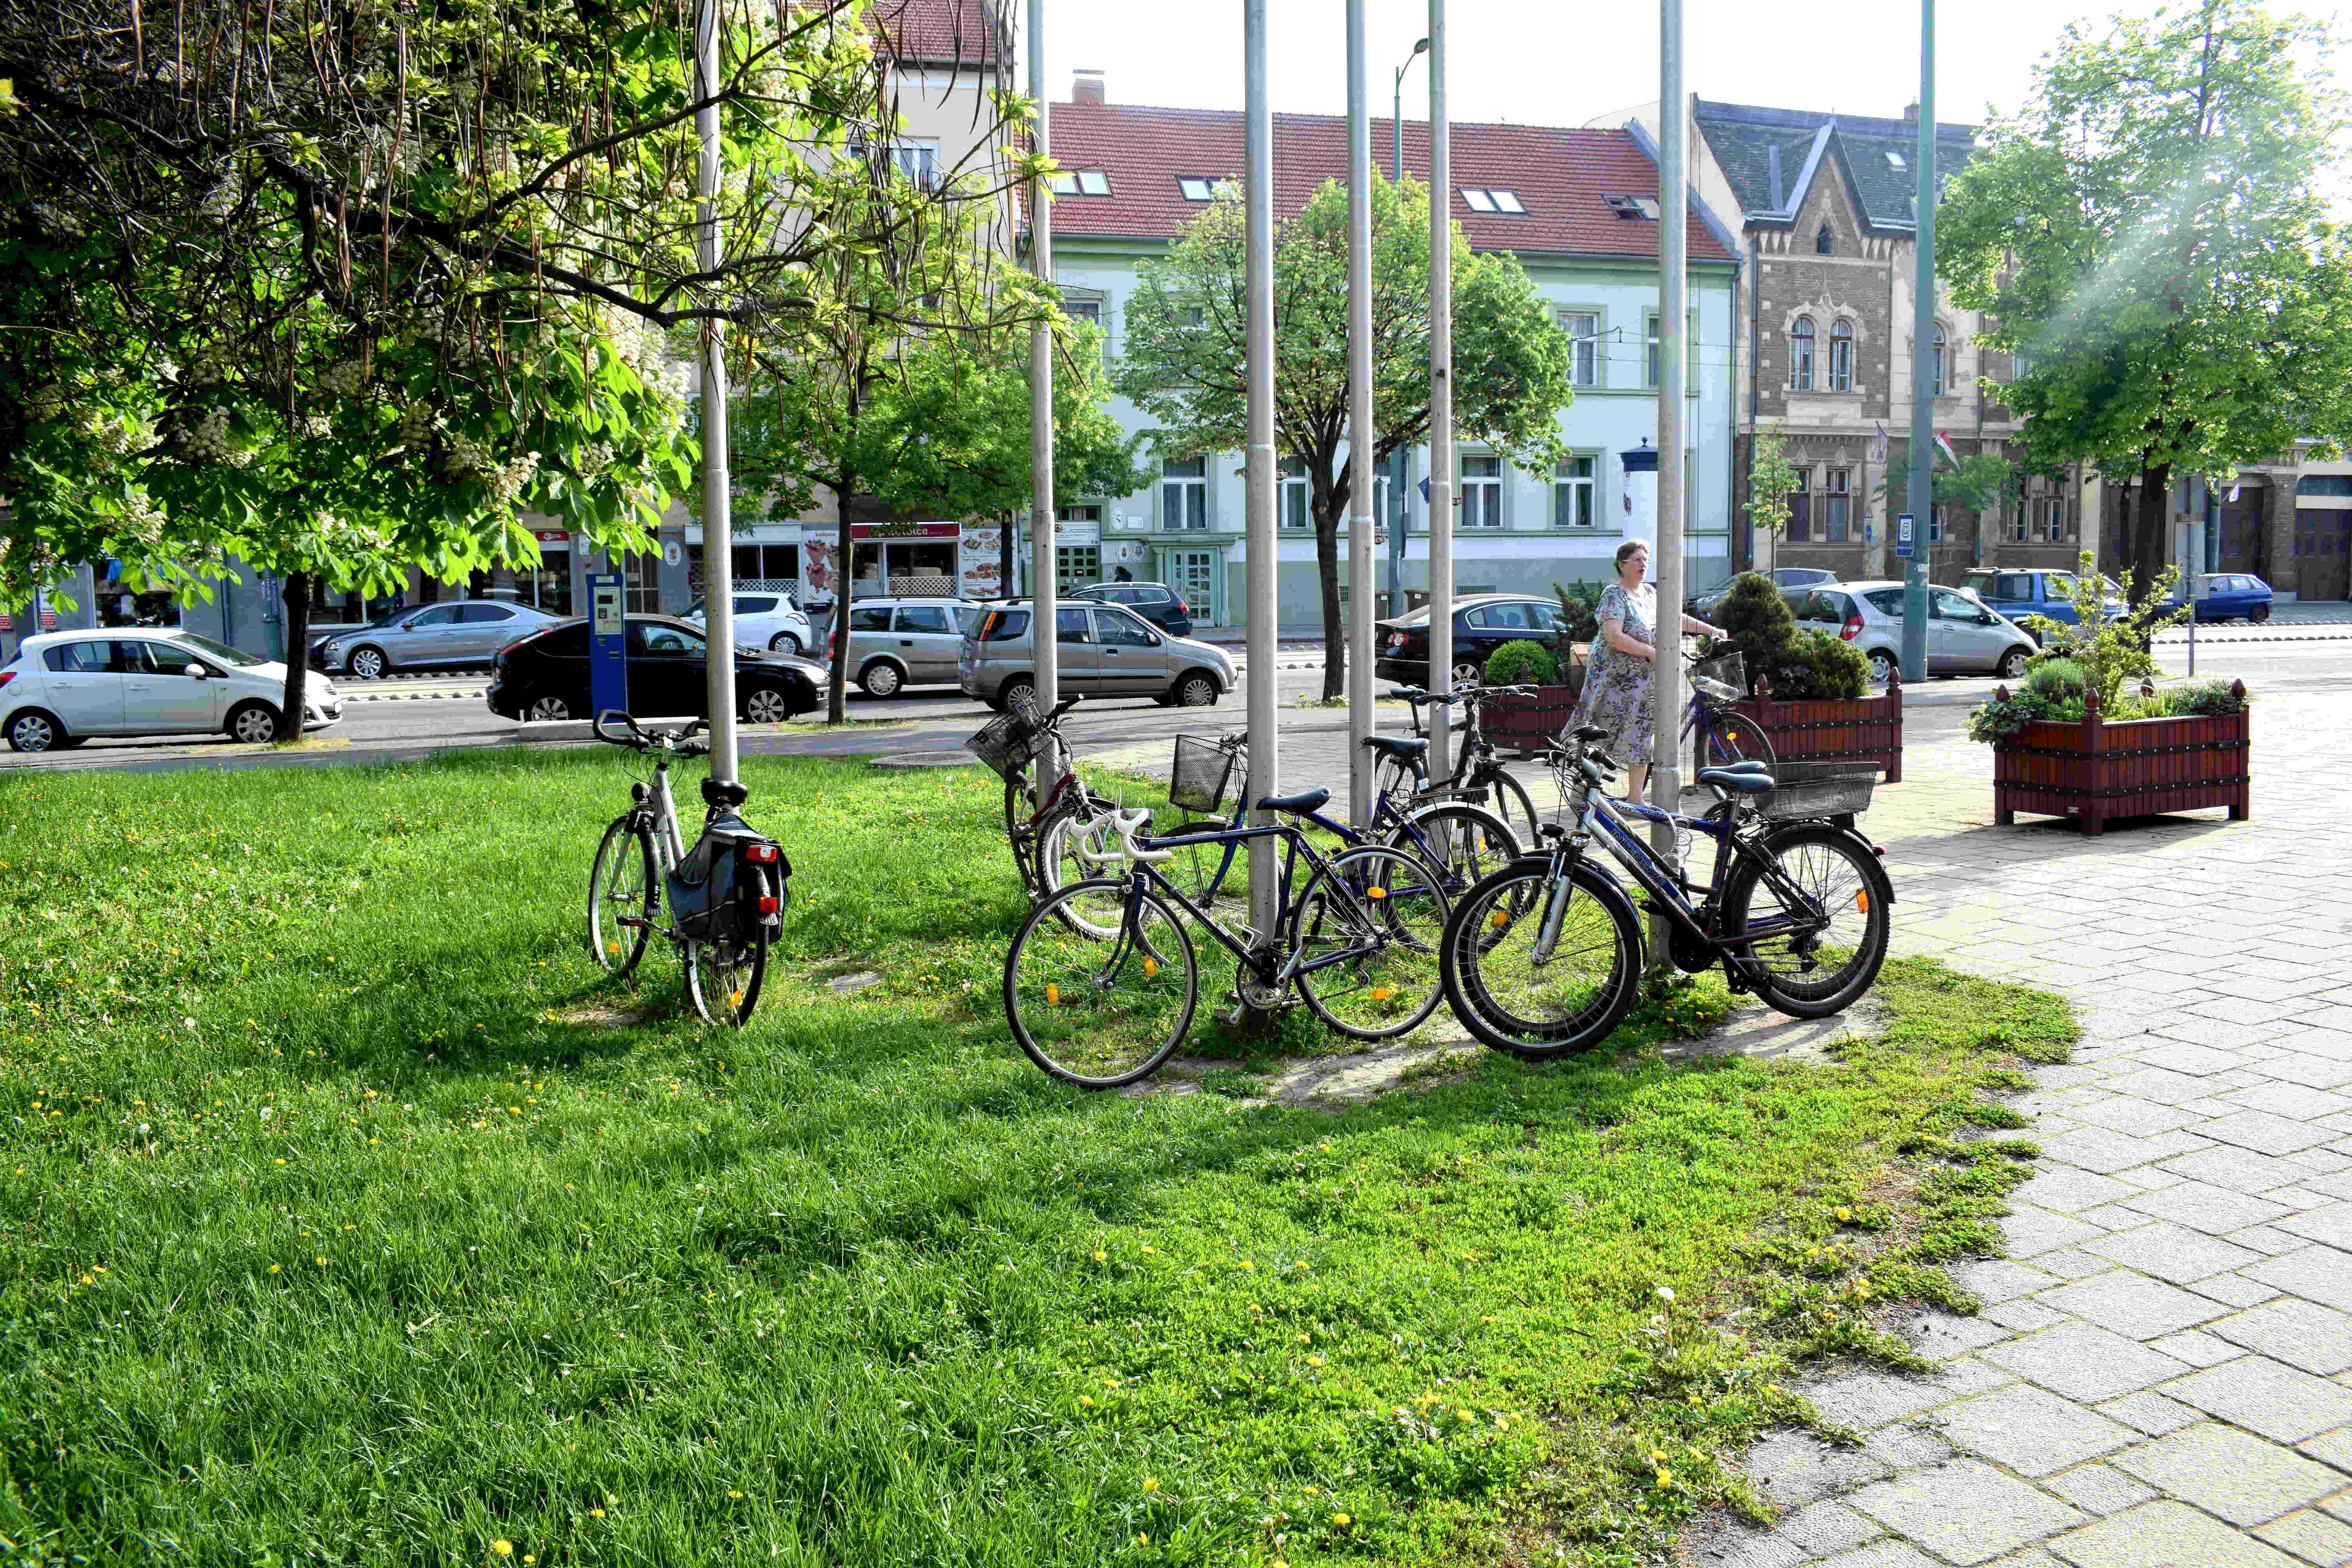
{"left": 1568, "top": 540, "right": 1722, "bottom": 802}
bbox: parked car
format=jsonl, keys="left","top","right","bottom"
{"left": 841, "top": 597, "right": 987, "bottom": 698}
{"left": 960, "top": 601, "right": 1234, "bottom": 710}
{"left": 684, "top": 591, "right": 815, "bottom": 656}
{"left": 2, "top": 628, "right": 343, "bottom": 751}
{"left": 1786, "top": 581, "right": 2037, "bottom": 684}
{"left": 1374, "top": 592, "right": 1569, "bottom": 689}
{"left": 2166, "top": 572, "right": 2275, "bottom": 623}
{"left": 485, "top": 616, "right": 822, "bottom": 724}
{"left": 1686, "top": 567, "right": 1834, "bottom": 620}
{"left": 311, "top": 599, "right": 562, "bottom": 679}
{"left": 1958, "top": 568, "right": 2124, "bottom": 637}
{"left": 1064, "top": 581, "right": 1196, "bottom": 638}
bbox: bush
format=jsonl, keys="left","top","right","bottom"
{"left": 2167, "top": 679, "right": 2250, "bottom": 717}
{"left": 1714, "top": 573, "right": 1795, "bottom": 691}
{"left": 2018, "top": 550, "right": 2189, "bottom": 707}
{"left": 1548, "top": 580, "right": 1605, "bottom": 661}
{"left": 2022, "top": 658, "right": 2085, "bottom": 703}
{"left": 1764, "top": 629, "right": 1870, "bottom": 702}
{"left": 1484, "top": 639, "right": 1560, "bottom": 686}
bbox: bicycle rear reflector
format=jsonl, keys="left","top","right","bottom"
{"left": 743, "top": 844, "right": 780, "bottom": 863}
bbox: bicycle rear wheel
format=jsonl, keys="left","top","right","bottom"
{"left": 1465, "top": 764, "right": 1541, "bottom": 846}
{"left": 1034, "top": 799, "right": 1135, "bottom": 937}
{"left": 1002, "top": 766, "right": 1041, "bottom": 890}
{"left": 687, "top": 927, "right": 768, "bottom": 1027}
{"left": 1720, "top": 824, "right": 1889, "bottom": 1018}
{"left": 1700, "top": 710, "right": 1775, "bottom": 770}
{"left": 587, "top": 816, "right": 654, "bottom": 977}
{"left": 1385, "top": 802, "right": 1520, "bottom": 901}
{"left": 1290, "top": 846, "right": 1450, "bottom": 1039}
{"left": 1441, "top": 859, "right": 1641, "bottom": 1057}
{"left": 1005, "top": 881, "right": 1199, "bottom": 1087}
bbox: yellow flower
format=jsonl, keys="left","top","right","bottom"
{"left": 267, "top": 1263, "right": 279, "bottom": 1274}
{"left": 1835, "top": 1205, "right": 1853, "bottom": 1222}
{"left": 1092, "top": 1250, "right": 1106, "bottom": 1261}
{"left": 1142, "top": 1477, "right": 1159, "bottom": 1493}
{"left": 589, "top": 1509, "right": 605, "bottom": 1519}
{"left": 490, "top": 1544, "right": 514, "bottom": 1559}
{"left": 728, "top": 1490, "right": 744, "bottom": 1498}
{"left": 1306, "top": 1355, "right": 1325, "bottom": 1367}
{"left": 1079, "top": 1395, "right": 1095, "bottom": 1407}
{"left": 1236, "top": 1259, "right": 1254, "bottom": 1271}
{"left": 315, "top": 1257, "right": 327, "bottom": 1267}
{"left": 1333, "top": 1512, "right": 1352, "bottom": 1526}
{"left": 1655, "top": 1470, "right": 1673, "bottom": 1488}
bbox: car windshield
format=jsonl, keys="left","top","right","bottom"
{"left": 166, "top": 631, "right": 267, "bottom": 668}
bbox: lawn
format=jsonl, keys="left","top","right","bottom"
{"left": 0, "top": 746, "right": 2072, "bottom": 1566}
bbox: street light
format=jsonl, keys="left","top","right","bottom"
{"left": 1387, "top": 36, "right": 1427, "bottom": 617}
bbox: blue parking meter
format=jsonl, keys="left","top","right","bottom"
{"left": 588, "top": 572, "right": 628, "bottom": 719}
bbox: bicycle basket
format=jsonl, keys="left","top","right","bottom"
{"left": 1691, "top": 650, "right": 1746, "bottom": 695}
{"left": 1169, "top": 734, "right": 1238, "bottom": 815}
{"left": 964, "top": 706, "right": 1040, "bottom": 780}
{"left": 1756, "top": 761, "right": 1876, "bottom": 821}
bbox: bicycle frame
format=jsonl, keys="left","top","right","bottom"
{"left": 1165, "top": 774, "right": 1474, "bottom": 906}
{"left": 1125, "top": 820, "right": 1388, "bottom": 988}
{"left": 1561, "top": 776, "right": 1833, "bottom": 961}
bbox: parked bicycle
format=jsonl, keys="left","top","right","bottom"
{"left": 585, "top": 711, "right": 790, "bottom": 1028}
{"left": 1682, "top": 648, "right": 1775, "bottom": 769}
{"left": 1383, "top": 683, "right": 1545, "bottom": 844}
{"left": 1438, "top": 726, "right": 1890, "bottom": 1058}
{"left": 966, "top": 692, "right": 1127, "bottom": 904}
{"left": 1004, "top": 788, "right": 1454, "bottom": 1088}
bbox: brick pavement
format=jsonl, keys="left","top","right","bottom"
{"left": 1090, "top": 690, "right": 2352, "bottom": 1566}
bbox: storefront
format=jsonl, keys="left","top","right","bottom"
{"left": 849, "top": 521, "right": 962, "bottom": 599}
{"left": 475, "top": 529, "right": 575, "bottom": 615}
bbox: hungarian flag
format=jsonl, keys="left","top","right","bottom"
{"left": 1934, "top": 430, "right": 1963, "bottom": 471}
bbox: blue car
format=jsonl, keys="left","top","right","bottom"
{"left": 2171, "top": 573, "right": 2276, "bottom": 624}
{"left": 1960, "top": 568, "right": 2126, "bottom": 635}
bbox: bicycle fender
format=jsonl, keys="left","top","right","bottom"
{"left": 1499, "top": 854, "right": 1642, "bottom": 927}
{"left": 1750, "top": 820, "right": 1896, "bottom": 905}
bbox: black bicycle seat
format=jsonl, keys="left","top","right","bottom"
{"left": 1697, "top": 767, "right": 1775, "bottom": 795}
{"left": 1256, "top": 786, "right": 1332, "bottom": 817}
{"left": 1362, "top": 735, "right": 1428, "bottom": 759}
{"left": 701, "top": 777, "right": 750, "bottom": 809}
{"left": 1571, "top": 724, "right": 1609, "bottom": 743}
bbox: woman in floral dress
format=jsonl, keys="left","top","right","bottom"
{"left": 1567, "top": 540, "right": 1722, "bottom": 801}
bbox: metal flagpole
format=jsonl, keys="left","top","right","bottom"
{"left": 1243, "top": 0, "right": 1280, "bottom": 946}
{"left": 1346, "top": 0, "right": 1377, "bottom": 829}
{"left": 1652, "top": 0, "right": 1686, "bottom": 909}
{"left": 695, "top": 0, "right": 738, "bottom": 779}
{"left": 1424, "top": 0, "right": 1453, "bottom": 785}
{"left": 1029, "top": 0, "right": 1058, "bottom": 709}
{"left": 1901, "top": 0, "right": 1934, "bottom": 682}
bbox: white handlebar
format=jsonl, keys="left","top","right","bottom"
{"left": 1113, "top": 808, "right": 1175, "bottom": 863}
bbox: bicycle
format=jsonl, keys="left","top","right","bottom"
{"left": 1383, "top": 683, "right": 1544, "bottom": 845}
{"left": 967, "top": 693, "right": 1122, "bottom": 903}
{"left": 1004, "top": 789, "right": 1454, "bottom": 1088}
{"left": 585, "top": 711, "right": 789, "bottom": 1028}
{"left": 1438, "top": 726, "right": 1891, "bottom": 1059}
{"left": 1683, "top": 648, "right": 1775, "bottom": 769}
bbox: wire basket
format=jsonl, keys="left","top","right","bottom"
{"left": 1691, "top": 650, "right": 1746, "bottom": 695}
{"left": 964, "top": 706, "right": 1042, "bottom": 780}
{"left": 1757, "top": 761, "right": 1877, "bottom": 821}
{"left": 1169, "top": 735, "right": 1240, "bottom": 815}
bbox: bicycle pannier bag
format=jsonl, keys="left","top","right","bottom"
{"left": 665, "top": 813, "right": 791, "bottom": 944}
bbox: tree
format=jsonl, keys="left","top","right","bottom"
{"left": 1745, "top": 420, "right": 1801, "bottom": 574}
{"left": 1873, "top": 448, "right": 2017, "bottom": 575}
{"left": 1114, "top": 172, "right": 1575, "bottom": 698}
{"left": 1938, "top": 0, "right": 2352, "bottom": 602}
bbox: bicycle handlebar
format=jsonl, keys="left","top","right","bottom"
{"left": 593, "top": 710, "right": 709, "bottom": 755}
{"left": 1111, "top": 808, "right": 1175, "bottom": 863}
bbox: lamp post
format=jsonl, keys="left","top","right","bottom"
{"left": 1900, "top": 0, "right": 1934, "bottom": 683}
{"left": 1388, "top": 36, "right": 1427, "bottom": 617}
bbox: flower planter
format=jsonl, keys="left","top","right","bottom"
{"left": 1731, "top": 674, "right": 1906, "bottom": 782}
{"left": 1991, "top": 681, "right": 2250, "bottom": 836}
{"left": 1487, "top": 672, "right": 1586, "bottom": 757}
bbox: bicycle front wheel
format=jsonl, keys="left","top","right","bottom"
{"left": 587, "top": 816, "right": 654, "bottom": 976}
{"left": 1720, "top": 824, "right": 1890, "bottom": 1019}
{"left": 1385, "top": 802, "right": 1521, "bottom": 901}
{"left": 1470, "top": 765, "right": 1542, "bottom": 845}
{"left": 1441, "top": 859, "right": 1641, "bottom": 1058}
{"left": 687, "top": 927, "right": 769, "bottom": 1028}
{"left": 1002, "top": 765, "right": 1041, "bottom": 888}
{"left": 1290, "top": 846, "right": 1450, "bottom": 1040}
{"left": 1034, "top": 800, "right": 1134, "bottom": 938}
{"left": 1005, "top": 881, "right": 1198, "bottom": 1088}
{"left": 1700, "top": 710, "right": 1775, "bottom": 770}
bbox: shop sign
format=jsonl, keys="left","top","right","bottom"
{"left": 850, "top": 520, "right": 961, "bottom": 540}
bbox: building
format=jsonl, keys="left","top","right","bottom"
{"left": 1034, "top": 77, "right": 1742, "bottom": 631}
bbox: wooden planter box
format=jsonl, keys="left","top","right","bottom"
{"left": 1487, "top": 672, "right": 1585, "bottom": 757}
{"left": 1731, "top": 675, "right": 1906, "bottom": 782}
{"left": 1992, "top": 681, "right": 2250, "bottom": 835}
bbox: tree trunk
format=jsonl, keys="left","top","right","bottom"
{"left": 1000, "top": 512, "right": 1016, "bottom": 603}
{"left": 278, "top": 571, "right": 312, "bottom": 743}
{"left": 2129, "top": 461, "right": 2173, "bottom": 604}
{"left": 1314, "top": 505, "right": 1345, "bottom": 701}
{"left": 828, "top": 487, "right": 854, "bottom": 724}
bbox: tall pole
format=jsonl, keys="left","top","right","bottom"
{"left": 1902, "top": 0, "right": 1934, "bottom": 682}
{"left": 1424, "top": 0, "right": 1453, "bottom": 784}
{"left": 1389, "top": 43, "right": 1423, "bottom": 618}
{"left": 1346, "top": 0, "right": 1377, "bottom": 829}
{"left": 1243, "top": 0, "right": 1280, "bottom": 945}
{"left": 695, "top": 0, "right": 738, "bottom": 779}
{"left": 1029, "top": 0, "right": 1058, "bottom": 708}
{"left": 1652, "top": 0, "right": 1686, "bottom": 885}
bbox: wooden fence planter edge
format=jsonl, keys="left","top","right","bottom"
{"left": 1729, "top": 675, "right": 1906, "bottom": 782}
{"left": 1989, "top": 680, "right": 2251, "bottom": 836}
{"left": 1486, "top": 673, "right": 1585, "bottom": 757}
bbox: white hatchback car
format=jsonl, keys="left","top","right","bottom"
{"left": 684, "top": 592, "right": 815, "bottom": 657}
{"left": 0, "top": 628, "right": 344, "bottom": 752}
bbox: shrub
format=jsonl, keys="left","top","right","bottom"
{"left": 1714, "top": 573, "right": 1795, "bottom": 692}
{"left": 2166, "top": 679, "right": 2250, "bottom": 717}
{"left": 2022, "top": 658, "right": 2085, "bottom": 704}
{"left": 1765, "top": 629, "right": 1870, "bottom": 702}
{"left": 1485, "top": 639, "right": 1560, "bottom": 686}
{"left": 2017, "top": 550, "right": 2189, "bottom": 707}
{"left": 1549, "top": 580, "right": 1605, "bottom": 661}
{"left": 1965, "top": 691, "right": 2052, "bottom": 745}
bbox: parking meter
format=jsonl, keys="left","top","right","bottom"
{"left": 589, "top": 572, "right": 627, "bottom": 720}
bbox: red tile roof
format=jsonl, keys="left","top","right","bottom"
{"left": 871, "top": 0, "right": 1004, "bottom": 68}
{"left": 1036, "top": 100, "right": 1735, "bottom": 263}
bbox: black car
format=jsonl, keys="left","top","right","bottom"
{"left": 1065, "top": 581, "right": 1195, "bottom": 639}
{"left": 1374, "top": 593, "right": 1567, "bottom": 688}
{"left": 486, "top": 615, "right": 823, "bottom": 724}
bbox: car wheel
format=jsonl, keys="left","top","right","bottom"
{"left": 526, "top": 694, "right": 573, "bottom": 722}
{"left": 768, "top": 631, "right": 801, "bottom": 656}
{"left": 348, "top": 645, "right": 388, "bottom": 679}
{"left": 1172, "top": 671, "right": 1219, "bottom": 708}
{"left": 1997, "top": 645, "right": 2033, "bottom": 680}
{"left": 2250, "top": 603, "right": 2271, "bottom": 624}
{"left": 1867, "top": 649, "right": 1898, "bottom": 686}
{"left": 227, "top": 701, "right": 281, "bottom": 744}
{"left": 743, "top": 686, "right": 794, "bottom": 725}
{"left": 5, "top": 709, "right": 62, "bottom": 753}
{"left": 996, "top": 675, "right": 1035, "bottom": 713}
{"left": 1450, "top": 659, "right": 1485, "bottom": 690}
{"left": 858, "top": 659, "right": 903, "bottom": 699}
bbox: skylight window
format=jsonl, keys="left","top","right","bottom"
{"left": 1052, "top": 170, "right": 1113, "bottom": 194}
{"left": 1489, "top": 190, "right": 1525, "bottom": 213}
{"left": 1604, "top": 194, "right": 1660, "bottom": 220}
{"left": 1886, "top": 150, "right": 1907, "bottom": 170}
{"left": 1177, "top": 176, "right": 1237, "bottom": 201}
{"left": 1459, "top": 188, "right": 1525, "bottom": 214}
{"left": 1461, "top": 188, "right": 1495, "bottom": 212}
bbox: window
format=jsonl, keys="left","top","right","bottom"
{"left": 1604, "top": 194, "right": 1658, "bottom": 220}
{"left": 881, "top": 140, "right": 941, "bottom": 189}
{"left": 1461, "top": 188, "right": 1493, "bottom": 212}
{"left": 849, "top": 605, "right": 893, "bottom": 633}
{"left": 1787, "top": 468, "right": 1811, "bottom": 542}
{"left": 977, "top": 608, "right": 1030, "bottom": 641}
{"left": 1051, "top": 169, "right": 1111, "bottom": 195}
{"left": 1886, "top": 150, "right": 1907, "bottom": 171}
{"left": 895, "top": 606, "right": 953, "bottom": 634}
{"left": 1816, "top": 224, "right": 1834, "bottom": 255}
{"left": 627, "top": 622, "right": 703, "bottom": 657}
{"left": 1991, "top": 573, "right": 2033, "bottom": 602}
{"left": 2010, "top": 350, "right": 2033, "bottom": 380}
{"left": 622, "top": 553, "right": 661, "bottom": 615}
{"left": 729, "top": 543, "right": 799, "bottom": 584}
{"left": 2033, "top": 496, "right": 2069, "bottom": 541}
{"left": 1862, "top": 588, "right": 1905, "bottom": 616}
{"left": 1095, "top": 607, "right": 1155, "bottom": 646}
{"left": 1179, "top": 305, "right": 1205, "bottom": 328}
{"left": 1279, "top": 457, "right": 1310, "bottom": 530}
{"left": 1553, "top": 455, "right": 1597, "bottom": 527}
{"left": 458, "top": 604, "right": 515, "bottom": 623}
{"left": 1465, "top": 602, "right": 1533, "bottom": 630}
{"left": 1927, "top": 507, "right": 1945, "bottom": 543}
{"left": 1828, "top": 319, "right": 1853, "bottom": 392}
{"left": 1932, "top": 323, "right": 1948, "bottom": 396}
{"left": 1056, "top": 544, "right": 1100, "bottom": 584}
{"left": 1460, "top": 188, "right": 1525, "bottom": 214}
{"left": 1161, "top": 456, "right": 1207, "bottom": 530}
{"left": 1824, "top": 467, "right": 1851, "bottom": 542}
{"left": 1790, "top": 317, "right": 1815, "bottom": 392}
{"left": 1560, "top": 311, "right": 1601, "bottom": 388}
{"left": 1063, "top": 299, "right": 1101, "bottom": 327}
{"left": 43, "top": 639, "right": 113, "bottom": 674}
{"left": 2296, "top": 475, "right": 2352, "bottom": 498}
{"left": 1055, "top": 607, "right": 1092, "bottom": 644}
{"left": 2009, "top": 506, "right": 2028, "bottom": 543}
{"left": 1462, "top": 454, "right": 1503, "bottom": 528}
{"left": 1176, "top": 176, "right": 1235, "bottom": 201}
{"left": 407, "top": 606, "right": 460, "bottom": 628}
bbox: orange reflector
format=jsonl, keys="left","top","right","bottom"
{"left": 1371, "top": 987, "right": 1392, "bottom": 1001}
{"left": 1142, "top": 956, "right": 1159, "bottom": 978}
{"left": 1046, "top": 984, "right": 1060, "bottom": 1005}
{"left": 1367, "top": 887, "right": 1387, "bottom": 900}
{"left": 1490, "top": 909, "right": 1510, "bottom": 931}
{"left": 728, "top": 990, "right": 744, "bottom": 1007}
{"left": 1854, "top": 890, "right": 1871, "bottom": 913}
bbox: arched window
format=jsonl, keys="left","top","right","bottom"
{"left": 1932, "top": 323, "right": 1948, "bottom": 396}
{"left": 1828, "top": 319, "right": 1854, "bottom": 393}
{"left": 1816, "top": 224, "right": 1834, "bottom": 255}
{"left": 1791, "top": 316, "right": 1815, "bottom": 392}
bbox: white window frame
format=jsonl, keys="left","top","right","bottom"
{"left": 1279, "top": 459, "right": 1310, "bottom": 530}
{"left": 1461, "top": 454, "right": 1504, "bottom": 529}
{"left": 1791, "top": 317, "right": 1815, "bottom": 392}
{"left": 1460, "top": 188, "right": 1496, "bottom": 212}
{"left": 1559, "top": 310, "right": 1601, "bottom": 389}
{"left": 1828, "top": 319, "right": 1853, "bottom": 393}
{"left": 1553, "top": 454, "right": 1597, "bottom": 528}
{"left": 1932, "top": 324, "right": 1948, "bottom": 396}
{"left": 889, "top": 140, "right": 941, "bottom": 189}
{"left": 1160, "top": 457, "right": 1208, "bottom": 531}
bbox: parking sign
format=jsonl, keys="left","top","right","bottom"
{"left": 1895, "top": 512, "right": 1916, "bottom": 561}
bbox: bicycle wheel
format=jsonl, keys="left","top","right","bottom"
{"left": 1005, "top": 881, "right": 1198, "bottom": 1088}
{"left": 1720, "top": 824, "right": 1890, "bottom": 1019}
{"left": 1700, "top": 710, "right": 1775, "bottom": 770}
{"left": 687, "top": 926, "right": 769, "bottom": 1028}
{"left": 1441, "top": 859, "right": 1642, "bottom": 1058}
{"left": 587, "top": 816, "right": 654, "bottom": 977}
{"left": 1385, "top": 802, "right": 1521, "bottom": 900}
{"left": 1002, "top": 765, "right": 1040, "bottom": 887}
{"left": 1466, "top": 763, "right": 1542, "bottom": 846}
{"left": 1034, "top": 801, "right": 1134, "bottom": 938}
{"left": 1290, "top": 845, "right": 1450, "bottom": 1039}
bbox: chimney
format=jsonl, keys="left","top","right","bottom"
{"left": 1902, "top": 102, "right": 1919, "bottom": 122}
{"left": 1073, "top": 69, "right": 1105, "bottom": 105}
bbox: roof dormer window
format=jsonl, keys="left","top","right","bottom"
{"left": 1604, "top": 194, "right": 1659, "bottom": 221}
{"left": 1886, "top": 150, "right": 1907, "bottom": 171}
{"left": 1177, "top": 176, "right": 1237, "bottom": 201}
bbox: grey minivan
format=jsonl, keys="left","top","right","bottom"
{"left": 843, "top": 597, "right": 985, "bottom": 698}
{"left": 960, "top": 601, "right": 1236, "bottom": 710}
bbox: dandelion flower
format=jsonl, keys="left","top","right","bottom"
{"left": 1654, "top": 1285, "right": 1675, "bottom": 1303}
{"left": 1079, "top": 1395, "right": 1095, "bottom": 1408}
{"left": 267, "top": 1263, "right": 279, "bottom": 1274}
{"left": 1333, "top": 1512, "right": 1352, "bottom": 1526}
{"left": 728, "top": 1490, "right": 743, "bottom": 1498}
{"left": 491, "top": 1544, "right": 513, "bottom": 1559}
{"left": 589, "top": 1509, "right": 605, "bottom": 1519}
{"left": 1142, "top": 1477, "right": 1159, "bottom": 1493}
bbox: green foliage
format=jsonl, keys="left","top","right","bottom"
{"left": 2167, "top": 678, "right": 2251, "bottom": 717}
{"left": 1709, "top": 575, "right": 1862, "bottom": 701}
{"left": 1768, "top": 631, "right": 1871, "bottom": 704}
{"left": 2019, "top": 551, "right": 2189, "bottom": 706}
{"left": 1550, "top": 580, "right": 1606, "bottom": 661}
{"left": 1713, "top": 573, "right": 1796, "bottom": 691}
{"left": 1484, "top": 639, "right": 1561, "bottom": 686}
{"left": 1746, "top": 422, "right": 1801, "bottom": 541}
{"left": 2022, "top": 657, "right": 2087, "bottom": 703}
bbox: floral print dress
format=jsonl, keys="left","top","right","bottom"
{"left": 1568, "top": 582, "right": 1656, "bottom": 764}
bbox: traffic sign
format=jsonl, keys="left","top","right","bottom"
{"left": 1895, "top": 512, "right": 1916, "bottom": 561}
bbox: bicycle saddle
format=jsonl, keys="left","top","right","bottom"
{"left": 701, "top": 777, "right": 750, "bottom": 808}
{"left": 1571, "top": 724, "right": 1609, "bottom": 743}
{"left": 1696, "top": 767, "right": 1775, "bottom": 795}
{"left": 1361, "top": 735, "right": 1428, "bottom": 759}
{"left": 1256, "top": 786, "right": 1332, "bottom": 816}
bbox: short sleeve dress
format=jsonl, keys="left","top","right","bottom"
{"left": 1567, "top": 582, "right": 1657, "bottom": 764}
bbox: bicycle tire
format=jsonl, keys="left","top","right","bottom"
{"left": 1460, "top": 764, "right": 1541, "bottom": 848}
{"left": 1700, "top": 710, "right": 1776, "bottom": 770}
{"left": 686, "top": 926, "right": 769, "bottom": 1028}
{"left": 1290, "top": 845, "right": 1451, "bottom": 1040}
{"left": 1004, "top": 880, "right": 1198, "bottom": 1088}
{"left": 587, "top": 815, "right": 655, "bottom": 978}
{"left": 1002, "top": 766, "right": 1040, "bottom": 889}
{"left": 1719, "top": 823, "right": 1890, "bottom": 1019}
{"left": 1441, "top": 858, "right": 1642, "bottom": 1058}
{"left": 1384, "top": 802, "right": 1521, "bottom": 901}
{"left": 1033, "top": 795, "right": 1134, "bottom": 936}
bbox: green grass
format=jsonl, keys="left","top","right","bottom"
{"left": 0, "top": 749, "right": 2073, "bottom": 1566}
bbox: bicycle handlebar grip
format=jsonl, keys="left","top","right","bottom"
{"left": 1114, "top": 807, "right": 1176, "bottom": 863}
{"left": 1047, "top": 696, "right": 1080, "bottom": 722}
